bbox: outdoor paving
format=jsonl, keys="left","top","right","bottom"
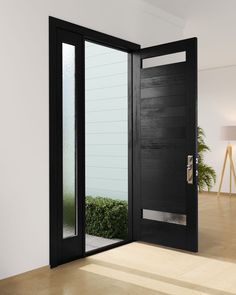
{"left": 86, "top": 234, "right": 122, "bottom": 252}
{"left": 63, "top": 226, "right": 122, "bottom": 251}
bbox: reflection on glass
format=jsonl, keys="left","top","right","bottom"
{"left": 85, "top": 41, "right": 128, "bottom": 251}
{"left": 62, "top": 43, "right": 76, "bottom": 238}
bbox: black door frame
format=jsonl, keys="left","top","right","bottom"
{"left": 49, "top": 16, "right": 140, "bottom": 267}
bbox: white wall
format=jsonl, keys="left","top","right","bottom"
{"left": 198, "top": 66, "right": 236, "bottom": 193}
{"left": 183, "top": 0, "right": 236, "bottom": 70}
{"left": 0, "top": 0, "right": 183, "bottom": 279}
{"left": 181, "top": 2, "right": 236, "bottom": 194}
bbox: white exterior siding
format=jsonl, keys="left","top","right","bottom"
{"left": 85, "top": 42, "right": 128, "bottom": 200}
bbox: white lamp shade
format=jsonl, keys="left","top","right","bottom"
{"left": 220, "top": 126, "right": 236, "bottom": 141}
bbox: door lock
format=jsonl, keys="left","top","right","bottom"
{"left": 187, "top": 155, "right": 193, "bottom": 184}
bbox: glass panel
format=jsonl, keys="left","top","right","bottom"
{"left": 62, "top": 43, "right": 76, "bottom": 238}
{"left": 142, "top": 51, "right": 186, "bottom": 68}
{"left": 85, "top": 41, "right": 128, "bottom": 252}
{"left": 142, "top": 209, "right": 187, "bottom": 225}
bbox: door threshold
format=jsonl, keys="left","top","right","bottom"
{"left": 85, "top": 240, "right": 133, "bottom": 257}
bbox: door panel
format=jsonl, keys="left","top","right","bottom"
{"left": 49, "top": 27, "right": 85, "bottom": 266}
{"left": 133, "top": 38, "right": 198, "bottom": 252}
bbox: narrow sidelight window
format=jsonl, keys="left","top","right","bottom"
{"left": 62, "top": 43, "right": 77, "bottom": 238}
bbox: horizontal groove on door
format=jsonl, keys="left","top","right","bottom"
{"left": 142, "top": 209, "right": 187, "bottom": 225}
{"left": 141, "top": 138, "right": 186, "bottom": 149}
{"left": 141, "top": 106, "right": 186, "bottom": 118}
{"left": 141, "top": 85, "right": 185, "bottom": 99}
{"left": 141, "top": 148, "right": 186, "bottom": 158}
{"left": 142, "top": 164, "right": 185, "bottom": 176}
{"left": 143, "top": 77, "right": 185, "bottom": 89}
{"left": 141, "top": 74, "right": 185, "bottom": 88}
{"left": 141, "top": 62, "right": 186, "bottom": 78}
{"left": 141, "top": 156, "right": 185, "bottom": 168}
{"left": 141, "top": 127, "right": 186, "bottom": 139}
{"left": 141, "top": 116, "right": 186, "bottom": 128}
{"left": 141, "top": 95, "right": 186, "bottom": 108}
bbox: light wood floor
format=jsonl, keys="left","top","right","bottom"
{"left": 1, "top": 192, "right": 236, "bottom": 295}
{"left": 199, "top": 192, "right": 236, "bottom": 263}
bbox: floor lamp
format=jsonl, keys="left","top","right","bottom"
{"left": 218, "top": 126, "right": 236, "bottom": 196}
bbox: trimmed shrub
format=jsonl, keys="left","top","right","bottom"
{"left": 63, "top": 195, "right": 128, "bottom": 240}
{"left": 86, "top": 196, "right": 128, "bottom": 239}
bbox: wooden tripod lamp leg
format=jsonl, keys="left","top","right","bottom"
{"left": 229, "top": 145, "right": 232, "bottom": 195}
{"left": 218, "top": 146, "right": 229, "bottom": 196}
{"left": 229, "top": 145, "right": 236, "bottom": 186}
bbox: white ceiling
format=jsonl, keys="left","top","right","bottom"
{"left": 143, "top": 0, "right": 192, "bottom": 19}
{"left": 142, "top": 0, "right": 236, "bottom": 69}
{"left": 143, "top": 0, "right": 236, "bottom": 20}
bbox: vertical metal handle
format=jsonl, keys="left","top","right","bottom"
{"left": 187, "top": 155, "right": 193, "bottom": 184}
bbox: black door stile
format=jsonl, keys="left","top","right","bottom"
{"left": 50, "top": 26, "right": 85, "bottom": 266}
{"left": 133, "top": 38, "right": 198, "bottom": 252}
{"left": 132, "top": 52, "right": 142, "bottom": 241}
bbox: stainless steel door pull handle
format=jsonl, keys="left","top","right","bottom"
{"left": 187, "top": 155, "right": 193, "bottom": 184}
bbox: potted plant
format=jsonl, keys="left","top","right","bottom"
{"left": 198, "top": 127, "right": 216, "bottom": 192}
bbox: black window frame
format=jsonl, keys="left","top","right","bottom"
{"left": 49, "top": 16, "right": 140, "bottom": 267}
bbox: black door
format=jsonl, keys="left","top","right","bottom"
{"left": 133, "top": 38, "right": 198, "bottom": 252}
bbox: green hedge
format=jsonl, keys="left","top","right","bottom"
{"left": 86, "top": 196, "right": 128, "bottom": 239}
{"left": 63, "top": 195, "right": 128, "bottom": 240}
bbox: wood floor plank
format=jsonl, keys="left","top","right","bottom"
{"left": 1, "top": 192, "right": 236, "bottom": 294}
